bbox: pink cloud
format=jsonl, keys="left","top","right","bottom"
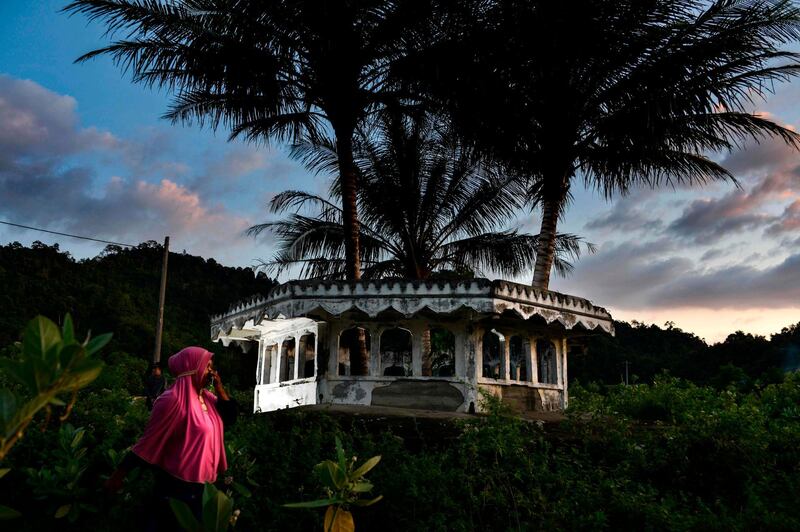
{"left": 766, "top": 199, "right": 800, "bottom": 236}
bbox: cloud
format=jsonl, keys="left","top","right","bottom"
{"left": 584, "top": 200, "right": 663, "bottom": 233}
{"left": 555, "top": 238, "right": 691, "bottom": 308}
{"left": 667, "top": 191, "right": 771, "bottom": 243}
{"left": 651, "top": 253, "right": 800, "bottom": 308}
{"left": 0, "top": 74, "right": 116, "bottom": 163}
{"left": 557, "top": 237, "right": 800, "bottom": 311}
{"left": 766, "top": 199, "right": 800, "bottom": 236}
{"left": 667, "top": 170, "right": 800, "bottom": 243}
{"left": 0, "top": 75, "right": 258, "bottom": 264}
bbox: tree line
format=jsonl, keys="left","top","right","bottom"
{"left": 2, "top": 241, "right": 797, "bottom": 391}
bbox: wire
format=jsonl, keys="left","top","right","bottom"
{"left": 0, "top": 220, "right": 137, "bottom": 248}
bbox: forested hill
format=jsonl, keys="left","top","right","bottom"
{"left": 1, "top": 241, "right": 797, "bottom": 389}
{"left": 0, "top": 241, "right": 276, "bottom": 357}
{"left": 572, "top": 320, "right": 800, "bottom": 388}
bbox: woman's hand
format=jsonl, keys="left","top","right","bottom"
{"left": 210, "top": 369, "right": 230, "bottom": 401}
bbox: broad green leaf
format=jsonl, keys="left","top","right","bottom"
{"left": 335, "top": 436, "right": 346, "bottom": 472}
{"left": 61, "top": 360, "right": 103, "bottom": 390}
{"left": 54, "top": 504, "right": 71, "bottom": 518}
{"left": 324, "top": 506, "right": 354, "bottom": 532}
{"left": 169, "top": 499, "right": 201, "bottom": 532}
{"left": 30, "top": 356, "right": 55, "bottom": 393}
{"left": 315, "top": 460, "right": 342, "bottom": 490}
{"left": 351, "top": 455, "right": 381, "bottom": 480}
{"left": 58, "top": 344, "right": 82, "bottom": 371}
{"left": 203, "top": 487, "right": 233, "bottom": 532}
{"left": 84, "top": 333, "right": 112, "bottom": 356}
{"left": 44, "top": 343, "right": 63, "bottom": 371}
{"left": 202, "top": 481, "right": 220, "bottom": 508}
{"left": 351, "top": 495, "right": 383, "bottom": 507}
{"left": 0, "top": 389, "right": 18, "bottom": 427}
{"left": 22, "top": 316, "right": 60, "bottom": 359}
{"left": 0, "top": 468, "right": 10, "bottom": 479}
{"left": 326, "top": 461, "right": 347, "bottom": 490}
{"left": 283, "top": 498, "right": 340, "bottom": 509}
{"left": 61, "top": 314, "right": 75, "bottom": 345}
{"left": 0, "top": 504, "right": 21, "bottom": 520}
{"left": 232, "top": 481, "right": 252, "bottom": 498}
{"left": 71, "top": 429, "right": 85, "bottom": 449}
{"left": 351, "top": 481, "right": 374, "bottom": 493}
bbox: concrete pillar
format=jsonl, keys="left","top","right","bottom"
{"left": 530, "top": 336, "right": 539, "bottom": 384}
{"left": 369, "top": 326, "right": 381, "bottom": 376}
{"left": 453, "top": 325, "right": 467, "bottom": 378}
{"left": 293, "top": 336, "right": 300, "bottom": 380}
{"left": 328, "top": 324, "right": 341, "bottom": 376}
{"left": 410, "top": 322, "right": 425, "bottom": 377}
{"left": 503, "top": 334, "right": 511, "bottom": 381}
{"left": 562, "top": 337, "right": 569, "bottom": 409}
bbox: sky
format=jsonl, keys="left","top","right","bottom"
{"left": 1, "top": 1, "right": 799, "bottom": 343}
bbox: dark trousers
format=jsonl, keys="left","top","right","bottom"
{"left": 145, "top": 469, "right": 204, "bottom": 532}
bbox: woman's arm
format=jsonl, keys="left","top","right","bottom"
{"left": 211, "top": 369, "right": 239, "bottom": 427}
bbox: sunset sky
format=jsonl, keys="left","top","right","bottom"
{"left": 1, "top": 1, "right": 799, "bottom": 343}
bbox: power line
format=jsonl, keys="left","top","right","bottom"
{"left": 0, "top": 220, "right": 137, "bottom": 248}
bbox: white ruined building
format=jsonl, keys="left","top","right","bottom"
{"left": 211, "top": 279, "right": 613, "bottom": 414}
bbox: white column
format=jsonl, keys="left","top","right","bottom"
{"left": 255, "top": 340, "right": 264, "bottom": 385}
{"left": 530, "top": 336, "right": 539, "bottom": 384}
{"left": 273, "top": 339, "right": 282, "bottom": 383}
{"left": 503, "top": 334, "right": 511, "bottom": 381}
{"left": 293, "top": 336, "right": 300, "bottom": 380}
{"left": 369, "top": 326, "right": 381, "bottom": 377}
{"left": 562, "top": 337, "right": 569, "bottom": 408}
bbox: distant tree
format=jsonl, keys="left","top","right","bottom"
{"left": 410, "top": 0, "right": 800, "bottom": 290}
{"left": 65, "top": 0, "right": 428, "bottom": 280}
{"left": 0, "top": 241, "right": 275, "bottom": 377}
{"left": 249, "top": 110, "right": 591, "bottom": 280}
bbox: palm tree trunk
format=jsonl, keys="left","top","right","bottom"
{"left": 336, "top": 132, "right": 362, "bottom": 281}
{"left": 355, "top": 328, "right": 370, "bottom": 376}
{"left": 422, "top": 329, "right": 432, "bottom": 376}
{"left": 531, "top": 195, "right": 561, "bottom": 291}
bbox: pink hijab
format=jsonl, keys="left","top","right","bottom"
{"left": 132, "top": 347, "right": 228, "bottom": 483}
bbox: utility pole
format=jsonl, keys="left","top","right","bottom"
{"left": 153, "top": 236, "right": 170, "bottom": 364}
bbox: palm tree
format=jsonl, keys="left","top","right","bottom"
{"left": 248, "top": 110, "right": 591, "bottom": 280}
{"left": 408, "top": 0, "right": 800, "bottom": 290}
{"left": 65, "top": 0, "right": 426, "bottom": 280}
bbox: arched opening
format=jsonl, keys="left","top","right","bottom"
{"left": 298, "top": 333, "right": 316, "bottom": 378}
{"left": 279, "top": 338, "right": 296, "bottom": 382}
{"left": 423, "top": 328, "right": 455, "bottom": 377}
{"left": 536, "top": 339, "right": 558, "bottom": 384}
{"left": 482, "top": 329, "right": 505, "bottom": 379}
{"left": 509, "top": 335, "right": 528, "bottom": 381}
{"left": 338, "top": 327, "right": 371, "bottom": 376}
{"left": 380, "top": 328, "right": 412, "bottom": 376}
{"left": 259, "top": 343, "right": 277, "bottom": 384}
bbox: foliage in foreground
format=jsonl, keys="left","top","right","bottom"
{"left": 1, "top": 360, "right": 799, "bottom": 530}
{"left": 285, "top": 436, "right": 382, "bottom": 532}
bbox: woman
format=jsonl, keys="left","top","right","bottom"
{"left": 106, "top": 346, "right": 238, "bottom": 530}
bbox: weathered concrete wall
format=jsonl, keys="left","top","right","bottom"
{"left": 371, "top": 380, "right": 465, "bottom": 411}
{"left": 254, "top": 379, "right": 317, "bottom": 412}
{"left": 478, "top": 383, "right": 563, "bottom": 413}
{"left": 322, "top": 377, "right": 473, "bottom": 412}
